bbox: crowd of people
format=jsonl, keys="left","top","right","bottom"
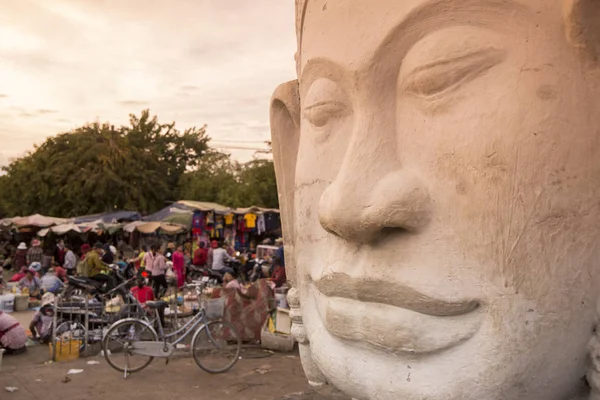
{"left": 0, "top": 236, "right": 287, "bottom": 356}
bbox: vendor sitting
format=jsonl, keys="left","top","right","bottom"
{"left": 0, "top": 310, "right": 27, "bottom": 355}
{"left": 40, "top": 268, "right": 64, "bottom": 294}
{"left": 30, "top": 293, "right": 55, "bottom": 343}
{"left": 223, "top": 271, "right": 241, "bottom": 290}
{"left": 19, "top": 267, "right": 42, "bottom": 298}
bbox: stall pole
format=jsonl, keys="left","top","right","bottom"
{"left": 51, "top": 295, "right": 58, "bottom": 362}
{"left": 84, "top": 297, "right": 89, "bottom": 357}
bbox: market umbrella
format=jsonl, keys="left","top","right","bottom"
{"left": 124, "top": 221, "right": 146, "bottom": 233}
{"left": 49, "top": 223, "right": 82, "bottom": 235}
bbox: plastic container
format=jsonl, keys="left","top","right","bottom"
{"left": 14, "top": 295, "right": 29, "bottom": 312}
{"left": 204, "top": 297, "right": 225, "bottom": 319}
{"left": 51, "top": 339, "right": 81, "bottom": 362}
{"left": 0, "top": 294, "right": 15, "bottom": 312}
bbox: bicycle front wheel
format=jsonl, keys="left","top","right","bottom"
{"left": 102, "top": 319, "right": 158, "bottom": 373}
{"left": 191, "top": 320, "right": 241, "bottom": 373}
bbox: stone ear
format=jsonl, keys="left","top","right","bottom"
{"left": 270, "top": 80, "right": 300, "bottom": 286}
{"left": 564, "top": 0, "right": 600, "bottom": 64}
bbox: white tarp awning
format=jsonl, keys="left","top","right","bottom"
{"left": 13, "top": 214, "right": 70, "bottom": 228}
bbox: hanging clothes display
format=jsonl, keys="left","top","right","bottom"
{"left": 244, "top": 213, "right": 257, "bottom": 229}
{"left": 192, "top": 211, "right": 204, "bottom": 238}
{"left": 215, "top": 214, "right": 224, "bottom": 238}
{"left": 224, "top": 213, "right": 234, "bottom": 226}
{"left": 206, "top": 211, "right": 215, "bottom": 238}
{"left": 257, "top": 214, "right": 266, "bottom": 235}
{"left": 264, "top": 212, "right": 281, "bottom": 232}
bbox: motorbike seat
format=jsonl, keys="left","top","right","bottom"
{"left": 67, "top": 276, "right": 96, "bottom": 285}
{"left": 145, "top": 300, "right": 168, "bottom": 310}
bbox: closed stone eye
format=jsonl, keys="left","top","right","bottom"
{"left": 303, "top": 101, "right": 348, "bottom": 128}
{"left": 402, "top": 47, "right": 506, "bottom": 97}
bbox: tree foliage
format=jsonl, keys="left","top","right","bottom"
{"left": 0, "top": 110, "right": 209, "bottom": 217}
{"left": 178, "top": 151, "right": 279, "bottom": 209}
{"left": 0, "top": 110, "right": 279, "bottom": 218}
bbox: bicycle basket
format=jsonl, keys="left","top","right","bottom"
{"left": 203, "top": 297, "right": 225, "bottom": 319}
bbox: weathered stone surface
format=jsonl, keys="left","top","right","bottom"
{"left": 270, "top": 0, "right": 600, "bottom": 399}
{"left": 272, "top": 387, "right": 351, "bottom": 400}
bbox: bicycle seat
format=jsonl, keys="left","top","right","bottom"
{"left": 145, "top": 300, "right": 168, "bottom": 310}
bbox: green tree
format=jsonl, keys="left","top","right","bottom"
{"left": 178, "top": 149, "right": 242, "bottom": 206}
{"left": 236, "top": 159, "right": 279, "bottom": 209}
{"left": 178, "top": 150, "right": 279, "bottom": 209}
{"left": 0, "top": 110, "right": 209, "bottom": 217}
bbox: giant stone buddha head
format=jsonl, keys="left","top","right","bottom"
{"left": 270, "top": 1, "right": 600, "bottom": 399}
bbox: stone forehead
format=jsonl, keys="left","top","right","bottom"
{"left": 295, "top": 0, "right": 309, "bottom": 76}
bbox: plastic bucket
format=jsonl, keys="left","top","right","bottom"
{"left": 14, "top": 295, "right": 29, "bottom": 312}
{"left": 0, "top": 294, "right": 15, "bottom": 312}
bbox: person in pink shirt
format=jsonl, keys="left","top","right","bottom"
{"left": 142, "top": 248, "right": 155, "bottom": 275}
{"left": 0, "top": 311, "right": 27, "bottom": 355}
{"left": 223, "top": 272, "right": 241, "bottom": 290}
{"left": 172, "top": 245, "right": 185, "bottom": 289}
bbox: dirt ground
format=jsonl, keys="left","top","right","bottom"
{"left": 0, "top": 272, "right": 348, "bottom": 400}
{"left": 1, "top": 342, "right": 315, "bottom": 400}
{"left": 0, "top": 289, "right": 317, "bottom": 400}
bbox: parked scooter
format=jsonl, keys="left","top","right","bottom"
{"left": 64, "top": 263, "right": 134, "bottom": 299}
{"left": 245, "top": 258, "right": 267, "bottom": 282}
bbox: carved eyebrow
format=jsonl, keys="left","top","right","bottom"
{"left": 407, "top": 47, "right": 506, "bottom": 75}
{"left": 368, "top": 0, "right": 532, "bottom": 73}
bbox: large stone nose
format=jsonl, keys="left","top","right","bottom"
{"left": 318, "top": 168, "right": 432, "bottom": 243}
{"left": 317, "top": 109, "right": 432, "bottom": 243}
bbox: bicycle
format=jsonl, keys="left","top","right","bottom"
{"left": 102, "top": 281, "right": 241, "bottom": 377}
{"left": 52, "top": 275, "right": 147, "bottom": 355}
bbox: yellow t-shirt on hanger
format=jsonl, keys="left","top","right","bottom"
{"left": 244, "top": 213, "right": 257, "bottom": 228}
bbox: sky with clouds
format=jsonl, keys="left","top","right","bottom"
{"left": 0, "top": 0, "right": 297, "bottom": 166}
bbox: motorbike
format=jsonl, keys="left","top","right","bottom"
{"left": 187, "top": 257, "right": 244, "bottom": 284}
{"left": 245, "top": 258, "right": 267, "bottom": 282}
{"left": 64, "top": 263, "right": 135, "bottom": 299}
{"left": 187, "top": 264, "right": 206, "bottom": 282}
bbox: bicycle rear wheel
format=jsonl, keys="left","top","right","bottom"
{"left": 102, "top": 319, "right": 158, "bottom": 373}
{"left": 191, "top": 320, "right": 241, "bottom": 373}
